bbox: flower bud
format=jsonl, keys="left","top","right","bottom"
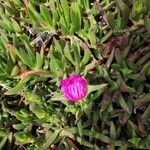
{"left": 60, "top": 74, "right": 88, "bottom": 102}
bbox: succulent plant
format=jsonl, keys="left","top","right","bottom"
{"left": 0, "top": 0, "right": 150, "bottom": 149}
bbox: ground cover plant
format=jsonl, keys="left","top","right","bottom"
{"left": 0, "top": 0, "right": 150, "bottom": 149}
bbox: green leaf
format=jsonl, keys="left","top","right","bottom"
{"left": 40, "top": 4, "right": 53, "bottom": 27}
{"left": 136, "top": 51, "right": 150, "bottom": 66}
{"left": 77, "top": 137, "right": 94, "bottom": 148}
{"left": 43, "top": 129, "right": 61, "bottom": 150}
{"left": 142, "top": 104, "right": 150, "bottom": 120}
{"left": 0, "top": 130, "right": 7, "bottom": 137}
{"left": 0, "top": 20, "right": 14, "bottom": 32}
{"left": 145, "top": 16, "right": 150, "bottom": 33}
{"left": 11, "top": 65, "right": 20, "bottom": 77}
{"left": 110, "top": 121, "right": 117, "bottom": 140}
{"left": 15, "top": 132, "right": 34, "bottom": 145}
{"left": 24, "top": 91, "right": 42, "bottom": 103}
{"left": 89, "top": 32, "right": 97, "bottom": 46}
{"left": 50, "top": 58, "right": 63, "bottom": 71}
{"left": 80, "top": 49, "right": 91, "bottom": 67}
{"left": 120, "top": 67, "right": 133, "bottom": 77}
{"left": 29, "top": 103, "right": 47, "bottom": 119}
{"left": 56, "top": 0, "right": 63, "bottom": 18}
{"left": 28, "top": 3, "right": 42, "bottom": 22}
{"left": 112, "top": 140, "right": 128, "bottom": 147}
{"left": 52, "top": 7, "right": 59, "bottom": 25}
{"left": 115, "top": 48, "right": 125, "bottom": 66}
{"left": 107, "top": 12, "right": 115, "bottom": 30}
{"left": 119, "top": 95, "right": 130, "bottom": 111}
{"left": 35, "top": 50, "right": 43, "bottom": 69}
{"left": 15, "top": 110, "right": 32, "bottom": 123}
{"left": 95, "top": 133, "right": 111, "bottom": 143}
{"left": 70, "top": 2, "right": 81, "bottom": 32}
{"left": 4, "top": 2, "right": 18, "bottom": 16}
{"left": 13, "top": 124, "right": 27, "bottom": 130}
{"left": 53, "top": 38, "right": 63, "bottom": 55}
{"left": 0, "top": 14, "right": 14, "bottom": 32}
{"left": 49, "top": 0, "right": 59, "bottom": 25}
{"left": 0, "top": 37, "right": 7, "bottom": 51}
{"left": 14, "top": 48, "right": 35, "bottom": 68}
{"left": 138, "top": 136, "right": 150, "bottom": 149}
{"left": 115, "top": 0, "right": 130, "bottom": 27}
{"left": 0, "top": 136, "right": 7, "bottom": 150}
{"left": 128, "top": 131, "right": 141, "bottom": 147}
{"left": 61, "top": 0, "right": 70, "bottom": 28}
{"left": 6, "top": 44, "right": 16, "bottom": 64}
{"left": 5, "top": 77, "right": 30, "bottom": 95}
{"left": 64, "top": 42, "right": 74, "bottom": 65}
{"left": 101, "top": 31, "right": 113, "bottom": 43}
{"left": 77, "top": 120, "right": 83, "bottom": 137}
{"left": 88, "top": 84, "right": 108, "bottom": 94}
{"left": 84, "top": 58, "right": 97, "bottom": 75}
{"left": 59, "top": 17, "right": 70, "bottom": 35}
{"left": 60, "top": 129, "right": 75, "bottom": 139}
{"left": 11, "top": 18, "right": 22, "bottom": 32}
{"left": 73, "top": 45, "right": 81, "bottom": 67}
{"left": 19, "top": 34, "right": 35, "bottom": 60}
{"left": 78, "top": 0, "right": 89, "bottom": 11}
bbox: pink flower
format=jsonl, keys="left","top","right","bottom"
{"left": 60, "top": 74, "right": 88, "bottom": 102}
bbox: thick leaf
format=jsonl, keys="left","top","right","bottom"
{"left": 0, "top": 137, "right": 7, "bottom": 150}
{"left": 110, "top": 121, "right": 117, "bottom": 140}
{"left": 0, "top": 130, "right": 7, "bottom": 137}
{"left": 107, "top": 12, "right": 115, "bottom": 30}
{"left": 64, "top": 42, "right": 75, "bottom": 65}
{"left": 119, "top": 96, "right": 130, "bottom": 112}
{"left": 5, "top": 43, "right": 16, "bottom": 64}
{"left": 77, "top": 137, "right": 94, "bottom": 148}
{"left": 43, "top": 129, "right": 61, "bottom": 149}
{"left": 11, "top": 65, "right": 20, "bottom": 77}
{"left": 35, "top": 50, "right": 44, "bottom": 69}
{"left": 24, "top": 91, "right": 42, "bottom": 103}
{"left": 101, "top": 31, "right": 113, "bottom": 43}
{"left": 71, "top": 2, "right": 81, "bottom": 32}
{"left": 40, "top": 5, "right": 53, "bottom": 27}
{"left": 50, "top": 57, "right": 63, "bottom": 71}
{"left": 15, "top": 132, "right": 34, "bottom": 144}
{"left": 59, "top": 17, "right": 70, "bottom": 35}
{"left": 95, "top": 133, "right": 111, "bottom": 143}
{"left": 0, "top": 14, "right": 14, "bottom": 32}
{"left": 61, "top": 0, "right": 70, "bottom": 28}
{"left": 77, "top": 120, "right": 82, "bottom": 137}
{"left": 14, "top": 47, "right": 35, "bottom": 68}
{"left": 115, "top": 0, "right": 130, "bottom": 27}
{"left": 28, "top": 3, "right": 42, "bottom": 22}
{"left": 60, "top": 129, "right": 75, "bottom": 139}
{"left": 29, "top": 103, "right": 47, "bottom": 119}
{"left": 80, "top": 49, "right": 91, "bottom": 67}
{"left": 5, "top": 77, "right": 30, "bottom": 95}
{"left": 53, "top": 38, "right": 63, "bottom": 55}
{"left": 73, "top": 45, "right": 81, "bottom": 73}
{"left": 88, "top": 84, "right": 108, "bottom": 94}
{"left": 11, "top": 18, "right": 22, "bottom": 32}
{"left": 13, "top": 124, "right": 27, "bottom": 130}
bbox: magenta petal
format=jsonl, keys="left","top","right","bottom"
{"left": 60, "top": 79, "right": 68, "bottom": 87}
{"left": 60, "top": 74, "right": 88, "bottom": 102}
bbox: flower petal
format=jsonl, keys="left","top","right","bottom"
{"left": 60, "top": 74, "right": 88, "bottom": 102}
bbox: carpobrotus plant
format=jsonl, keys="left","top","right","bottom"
{"left": 0, "top": 0, "right": 150, "bottom": 149}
